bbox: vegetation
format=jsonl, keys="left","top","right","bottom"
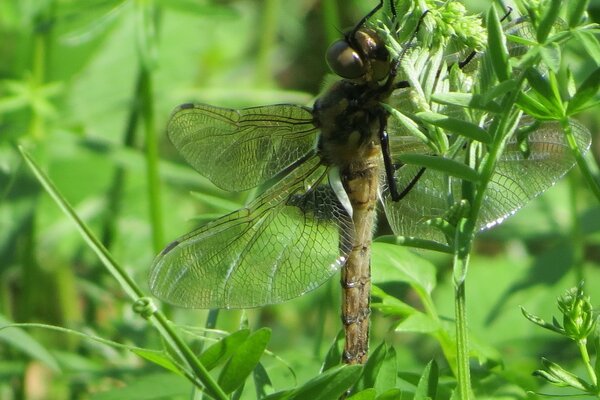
{"left": 1, "top": 0, "right": 599, "bottom": 399}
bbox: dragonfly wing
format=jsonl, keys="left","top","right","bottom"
{"left": 168, "top": 103, "right": 317, "bottom": 191}
{"left": 382, "top": 119, "right": 591, "bottom": 242}
{"left": 149, "top": 156, "right": 354, "bottom": 308}
{"left": 478, "top": 119, "right": 591, "bottom": 229}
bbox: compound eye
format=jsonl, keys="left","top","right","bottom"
{"left": 326, "top": 40, "right": 366, "bottom": 79}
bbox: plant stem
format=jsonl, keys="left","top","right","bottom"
{"left": 454, "top": 275, "right": 471, "bottom": 400}
{"left": 19, "top": 148, "right": 229, "bottom": 400}
{"left": 561, "top": 119, "right": 600, "bottom": 202}
{"left": 577, "top": 339, "right": 598, "bottom": 388}
{"left": 140, "top": 66, "right": 164, "bottom": 252}
{"left": 257, "top": 0, "right": 279, "bottom": 87}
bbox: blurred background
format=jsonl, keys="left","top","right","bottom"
{"left": 1, "top": 0, "right": 599, "bottom": 399}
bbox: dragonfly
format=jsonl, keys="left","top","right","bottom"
{"left": 149, "top": 2, "right": 591, "bottom": 365}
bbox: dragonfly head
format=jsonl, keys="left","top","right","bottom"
{"left": 326, "top": 28, "right": 390, "bottom": 82}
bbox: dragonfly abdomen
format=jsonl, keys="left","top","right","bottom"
{"left": 339, "top": 152, "right": 380, "bottom": 364}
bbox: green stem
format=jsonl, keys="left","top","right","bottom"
{"left": 454, "top": 277, "right": 470, "bottom": 400}
{"left": 451, "top": 67, "right": 530, "bottom": 398}
{"left": 577, "top": 339, "right": 598, "bottom": 388}
{"left": 19, "top": 148, "right": 229, "bottom": 400}
{"left": 257, "top": 0, "right": 279, "bottom": 87}
{"left": 140, "top": 66, "right": 164, "bottom": 252}
{"left": 322, "top": 0, "right": 341, "bottom": 45}
{"left": 561, "top": 118, "right": 600, "bottom": 202}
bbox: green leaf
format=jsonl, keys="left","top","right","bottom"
{"left": 516, "top": 92, "right": 553, "bottom": 120}
{"left": 487, "top": 6, "right": 510, "bottom": 81}
{"left": 537, "top": 0, "right": 562, "bottom": 43}
{"left": 414, "top": 360, "right": 439, "bottom": 400}
{"left": 0, "top": 315, "right": 60, "bottom": 372}
{"left": 131, "top": 348, "right": 184, "bottom": 376}
{"left": 289, "top": 365, "right": 362, "bottom": 400}
{"left": 374, "top": 235, "right": 452, "bottom": 253}
{"left": 355, "top": 343, "right": 387, "bottom": 392}
{"left": 567, "top": 67, "right": 600, "bottom": 116}
{"left": 383, "top": 104, "right": 431, "bottom": 145}
{"left": 371, "top": 243, "right": 437, "bottom": 294}
{"left": 375, "top": 389, "right": 403, "bottom": 399}
{"left": 567, "top": 0, "right": 589, "bottom": 27}
{"left": 577, "top": 30, "right": 600, "bottom": 65}
{"left": 397, "top": 154, "right": 480, "bottom": 183}
{"left": 540, "top": 42, "right": 561, "bottom": 73}
{"left": 539, "top": 358, "right": 593, "bottom": 391}
{"left": 481, "top": 79, "right": 518, "bottom": 103}
{"left": 375, "top": 346, "right": 397, "bottom": 393}
{"left": 348, "top": 389, "right": 377, "bottom": 400}
{"left": 322, "top": 329, "right": 344, "bottom": 371}
{"left": 395, "top": 312, "right": 439, "bottom": 334}
{"left": 90, "top": 373, "right": 190, "bottom": 400}
{"left": 199, "top": 329, "right": 251, "bottom": 371}
{"left": 524, "top": 68, "right": 562, "bottom": 115}
{"left": 371, "top": 286, "right": 418, "bottom": 317}
{"left": 218, "top": 328, "right": 271, "bottom": 394}
{"left": 432, "top": 92, "right": 502, "bottom": 113}
{"left": 416, "top": 112, "right": 491, "bottom": 144}
{"left": 253, "top": 362, "right": 273, "bottom": 398}
{"left": 520, "top": 307, "right": 565, "bottom": 335}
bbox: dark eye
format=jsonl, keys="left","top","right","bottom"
{"left": 354, "top": 29, "right": 390, "bottom": 81}
{"left": 326, "top": 40, "right": 367, "bottom": 79}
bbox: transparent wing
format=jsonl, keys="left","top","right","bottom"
{"left": 382, "top": 119, "right": 591, "bottom": 242}
{"left": 168, "top": 103, "right": 318, "bottom": 191}
{"left": 149, "top": 156, "right": 354, "bottom": 308}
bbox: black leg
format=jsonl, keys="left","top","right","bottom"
{"left": 396, "top": 166, "right": 426, "bottom": 200}
{"left": 378, "top": 112, "right": 402, "bottom": 201}
{"left": 350, "top": 0, "right": 384, "bottom": 38}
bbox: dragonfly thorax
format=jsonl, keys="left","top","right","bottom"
{"left": 313, "top": 79, "right": 383, "bottom": 168}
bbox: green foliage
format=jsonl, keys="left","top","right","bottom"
{"left": 1, "top": 0, "right": 599, "bottom": 399}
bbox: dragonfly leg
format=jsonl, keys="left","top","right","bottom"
{"left": 378, "top": 112, "right": 403, "bottom": 201}
{"left": 350, "top": 0, "right": 385, "bottom": 39}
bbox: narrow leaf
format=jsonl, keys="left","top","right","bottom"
{"left": 516, "top": 92, "right": 553, "bottom": 120}
{"left": 322, "top": 330, "right": 344, "bottom": 371}
{"left": 218, "top": 328, "right": 271, "bottom": 394}
{"left": 90, "top": 373, "right": 190, "bottom": 400}
{"left": 0, "top": 316, "right": 60, "bottom": 372}
{"left": 348, "top": 389, "right": 377, "bottom": 400}
{"left": 397, "top": 154, "right": 480, "bottom": 182}
{"left": 487, "top": 6, "right": 510, "bottom": 81}
{"left": 131, "top": 348, "right": 183, "bottom": 376}
{"left": 289, "top": 365, "right": 362, "bottom": 400}
{"left": 432, "top": 92, "right": 502, "bottom": 113}
{"left": 383, "top": 104, "right": 430, "bottom": 144}
{"left": 355, "top": 343, "right": 387, "bottom": 391}
{"left": 375, "top": 389, "right": 403, "bottom": 399}
{"left": 567, "top": 0, "right": 589, "bottom": 27}
{"left": 395, "top": 312, "right": 439, "bottom": 333}
{"left": 525, "top": 68, "right": 561, "bottom": 114}
{"left": 541, "top": 358, "right": 592, "bottom": 390}
{"left": 578, "top": 30, "right": 600, "bottom": 65}
{"left": 253, "top": 362, "right": 273, "bottom": 398}
{"left": 414, "top": 360, "right": 439, "bottom": 400}
{"left": 537, "top": 0, "right": 562, "bottom": 43}
{"left": 567, "top": 67, "right": 600, "bottom": 115}
{"left": 540, "top": 42, "right": 561, "bottom": 73}
{"left": 199, "top": 329, "right": 250, "bottom": 371}
{"left": 375, "top": 346, "right": 397, "bottom": 393}
{"left": 416, "top": 112, "right": 491, "bottom": 144}
{"left": 374, "top": 235, "right": 452, "bottom": 253}
{"left": 371, "top": 243, "right": 437, "bottom": 294}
